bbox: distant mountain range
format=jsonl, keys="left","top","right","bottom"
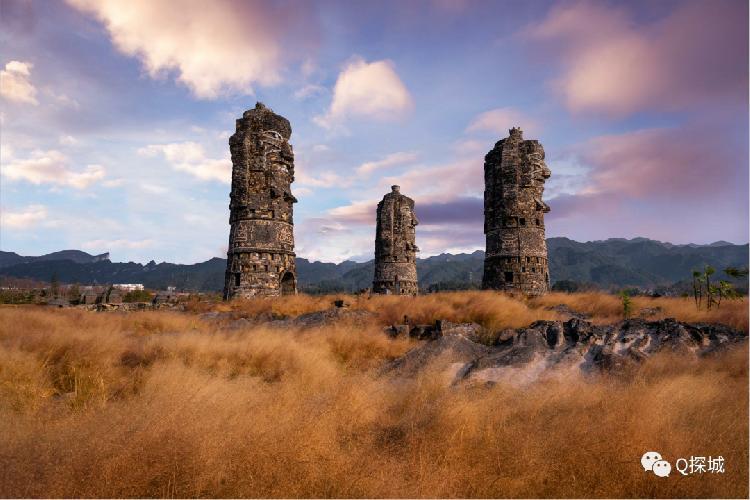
{"left": 0, "top": 249, "right": 110, "bottom": 268}
{"left": 0, "top": 238, "right": 747, "bottom": 293}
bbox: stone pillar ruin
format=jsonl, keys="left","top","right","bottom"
{"left": 482, "top": 127, "right": 551, "bottom": 296}
{"left": 223, "top": 102, "right": 298, "bottom": 299}
{"left": 373, "top": 185, "right": 419, "bottom": 295}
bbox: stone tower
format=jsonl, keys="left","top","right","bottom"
{"left": 482, "top": 127, "right": 551, "bottom": 295}
{"left": 223, "top": 103, "right": 297, "bottom": 299}
{"left": 373, "top": 185, "right": 419, "bottom": 295}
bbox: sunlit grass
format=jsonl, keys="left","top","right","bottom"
{"left": 0, "top": 293, "right": 747, "bottom": 498}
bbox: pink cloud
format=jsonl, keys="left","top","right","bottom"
{"left": 465, "top": 107, "right": 539, "bottom": 136}
{"left": 68, "top": 0, "right": 316, "bottom": 99}
{"left": 579, "top": 125, "right": 739, "bottom": 199}
{"left": 524, "top": 0, "right": 748, "bottom": 116}
{"left": 546, "top": 121, "right": 748, "bottom": 243}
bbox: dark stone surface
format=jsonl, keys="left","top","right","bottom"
{"left": 383, "top": 318, "right": 747, "bottom": 382}
{"left": 373, "top": 185, "right": 419, "bottom": 295}
{"left": 483, "top": 127, "right": 551, "bottom": 295}
{"left": 224, "top": 102, "right": 298, "bottom": 299}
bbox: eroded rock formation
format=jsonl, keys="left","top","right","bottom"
{"left": 223, "top": 103, "right": 298, "bottom": 299}
{"left": 373, "top": 185, "right": 419, "bottom": 295}
{"left": 383, "top": 318, "right": 747, "bottom": 384}
{"left": 483, "top": 127, "right": 551, "bottom": 295}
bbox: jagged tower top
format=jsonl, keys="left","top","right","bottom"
{"left": 234, "top": 101, "right": 292, "bottom": 140}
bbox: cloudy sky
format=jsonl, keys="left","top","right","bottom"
{"left": 1, "top": 0, "right": 747, "bottom": 264}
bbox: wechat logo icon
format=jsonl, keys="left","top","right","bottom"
{"left": 642, "top": 452, "right": 671, "bottom": 477}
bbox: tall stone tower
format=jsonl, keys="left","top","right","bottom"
{"left": 223, "top": 103, "right": 297, "bottom": 299}
{"left": 482, "top": 127, "right": 551, "bottom": 296}
{"left": 373, "top": 185, "right": 419, "bottom": 295}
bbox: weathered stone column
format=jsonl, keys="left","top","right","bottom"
{"left": 482, "top": 127, "right": 551, "bottom": 295}
{"left": 223, "top": 103, "right": 298, "bottom": 299}
{"left": 373, "top": 185, "right": 419, "bottom": 295}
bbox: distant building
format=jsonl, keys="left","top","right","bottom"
{"left": 153, "top": 291, "right": 178, "bottom": 305}
{"left": 105, "top": 288, "right": 123, "bottom": 304}
{"left": 114, "top": 284, "right": 144, "bottom": 291}
{"left": 79, "top": 289, "right": 98, "bottom": 304}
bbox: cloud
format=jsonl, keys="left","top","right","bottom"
{"left": 294, "top": 216, "right": 374, "bottom": 263}
{"left": 417, "top": 196, "right": 483, "bottom": 225}
{"left": 82, "top": 238, "right": 155, "bottom": 250}
{"left": 356, "top": 151, "right": 418, "bottom": 175}
{"left": 1, "top": 204, "right": 48, "bottom": 228}
{"left": 524, "top": 0, "right": 748, "bottom": 116}
{"left": 315, "top": 57, "right": 413, "bottom": 129}
{"left": 293, "top": 84, "right": 326, "bottom": 100}
{"left": 58, "top": 135, "right": 79, "bottom": 146}
{"left": 380, "top": 157, "right": 483, "bottom": 201}
{"left": 2, "top": 149, "right": 105, "bottom": 188}
{"left": 577, "top": 126, "right": 740, "bottom": 199}
{"left": 0, "top": 60, "right": 38, "bottom": 105}
{"left": 417, "top": 224, "right": 484, "bottom": 256}
{"left": 544, "top": 120, "right": 748, "bottom": 245}
{"left": 466, "top": 107, "right": 539, "bottom": 136}
{"left": 328, "top": 200, "right": 374, "bottom": 225}
{"left": 138, "top": 142, "right": 231, "bottom": 183}
{"left": 67, "top": 0, "right": 315, "bottom": 99}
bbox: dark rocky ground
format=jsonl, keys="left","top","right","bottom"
{"left": 383, "top": 317, "right": 747, "bottom": 385}
{"left": 198, "top": 304, "right": 748, "bottom": 385}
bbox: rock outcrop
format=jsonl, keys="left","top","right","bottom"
{"left": 384, "top": 318, "right": 747, "bottom": 384}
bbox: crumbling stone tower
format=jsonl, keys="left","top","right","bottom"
{"left": 373, "top": 185, "right": 419, "bottom": 295}
{"left": 482, "top": 127, "right": 551, "bottom": 295}
{"left": 223, "top": 103, "right": 297, "bottom": 299}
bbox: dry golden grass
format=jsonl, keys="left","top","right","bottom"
{"left": 0, "top": 292, "right": 747, "bottom": 498}
{"left": 191, "top": 290, "right": 749, "bottom": 331}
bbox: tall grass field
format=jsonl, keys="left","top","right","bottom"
{"left": 1, "top": 292, "right": 747, "bottom": 497}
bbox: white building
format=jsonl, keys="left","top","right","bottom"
{"left": 113, "top": 284, "right": 144, "bottom": 291}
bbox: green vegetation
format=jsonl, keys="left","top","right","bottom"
{"left": 620, "top": 290, "right": 632, "bottom": 319}
{"left": 123, "top": 289, "right": 153, "bottom": 302}
{"left": 691, "top": 265, "right": 747, "bottom": 310}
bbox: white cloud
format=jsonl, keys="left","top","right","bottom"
{"left": 356, "top": 151, "right": 418, "bottom": 175}
{"left": 466, "top": 107, "right": 539, "bottom": 136}
{"left": 140, "top": 183, "right": 168, "bottom": 194}
{"left": 2, "top": 149, "right": 105, "bottom": 189}
{"left": 296, "top": 168, "right": 350, "bottom": 188}
{"left": 138, "top": 142, "right": 230, "bottom": 183}
{"left": 59, "top": 135, "right": 78, "bottom": 146}
{"left": 1, "top": 204, "right": 48, "bottom": 228}
{"left": 293, "top": 83, "right": 326, "bottom": 100}
{"left": 67, "top": 0, "right": 307, "bottom": 99}
{"left": 315, "top": 57, "right": 413, "bottom": 129}
{"left": 0, "top": 60, "right": 38, "bottom": 105}
{"left": 82, "top": 238, "right": 155, "bottom": 250}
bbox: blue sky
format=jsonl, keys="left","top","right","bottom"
{"left": 1, "top": 0, "right": 747, "bottom": 264}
